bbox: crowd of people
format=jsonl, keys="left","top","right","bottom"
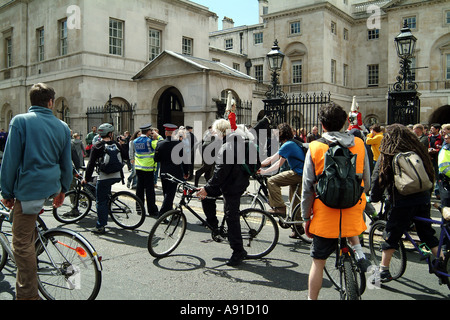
{"left": 1, "top": 82, "right": 449, "bottom": 300}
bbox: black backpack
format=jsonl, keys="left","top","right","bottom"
{"left": 240, "top": 139, "right": 261, "bottom": 177}
{"left": 315, "top": 140, "right": 364, "bottom": 209}
{"left": 98, "top": 142, "right": 124, "bottom": 174}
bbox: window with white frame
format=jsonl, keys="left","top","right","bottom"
{"left": 37, "top": 28, "right": 45, "bottom": 61}
{"left": 255, "top": 65, "right": 263, "bottom": 83}
{"left": 446, "top": 11, "right": 450, "bottom": 24}
{"left": 368, "top": 28, "right": 379, "bottom": 40}
{"left": 254, "top": 32, "right": 263, "bottom": 45}
{"left": 6, "top": 37, "right": 12, "bottom": 68}
{"left": 403, "top": 16, "right": 417, "bottom": 29}
{"left": 225, "top": 38, "right": 233, "bottom": 50}
{"left": 368, "top": 64, "right": 379, "bottom": 86}
{"left": 343, "top": 28, "right": 349, "bottom": 40}
{"left": 331, "top": 21, "right": 337, "bottom": 35}
{"left": 410, "top": 57, "right": 416, "bottom": 81}
{"left": 233, "top": 63, "right": 240, "bottom": 71}
{"left": 60, "top": 19, "right": 68, "bottom": 56}
{"left": 343, "top": 64, "right": 348, "bottom": 87}
{"left": 109, "top": 18, "right": 124, "bottom": 56}
{"left": 290, "top": 21, "right": 301, "bottom": 35}
{"left": 446, "top": 54, "right": 450, "bottom": 80}
{"left": 182, "top": 37, "right": 193, "bottom": 56}
{"left": 292, "top": 60, "right": 302, "bottom": 84}
{"left": 149, "top": 28, "right": 161, "bottom": 61}
{"left": 331, "top": 59, "right": 336, "bottom": 84}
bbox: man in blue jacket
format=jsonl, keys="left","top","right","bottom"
{"left": 1, "top": 83, "right": 72, "bottom": 300}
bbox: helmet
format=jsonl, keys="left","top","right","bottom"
{"left": 97, "top": 123, "right": 114, "bottom": 137}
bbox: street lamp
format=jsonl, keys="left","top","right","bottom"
{"left": 394, "top": 21, "right": 417, "bottom": 60}
{"left": 387, "top": 21, "right": 420, "bottom": 125}
{"left": 392, "top": 21, "right": 417, "bottom": 92}
{"left": 265, "top": 39, "right": 286, "bottom": 100}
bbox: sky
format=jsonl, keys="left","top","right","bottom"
{"left": 191, "top": 0, "right": 260, "bottom": 28}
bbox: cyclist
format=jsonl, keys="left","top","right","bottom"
{"left": 0, "top": 83, "right": 72, "bottom": 300}
{"left": 257, "top": 123, "right": 305, "bottom": 218}
{"left": 82, "top": 123, "right": 126, "bottom": 234}
{"left": 197, "top": 119, "right": 251, "bottom": 266}
{"left": 301, "top": 102, "right": 371, "bottom": 300}
{"left": 371, "top": 124, "right": 439, "bottom": 283}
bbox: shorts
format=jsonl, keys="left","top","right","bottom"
{"left": 310, "top": 235, "right": 338, "bottom": 260}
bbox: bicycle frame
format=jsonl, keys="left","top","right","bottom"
{"left": 404, "top": 215, "right": 450, "bottom": 278}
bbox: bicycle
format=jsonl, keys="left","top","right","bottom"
{"left": 369, "top": 203, "right": 450, "bottom": 289}
{"left": 0, "top": 204, "right": 102, "bottom": 300}
{"left": 240, "top": 174, "right": 311, "bottom": 244}
{"left": 323, "top": 214, "right": 366, "bottom": 300}
{"left": 147, "top": 173, "right": 279, "bottom": 259}
{"left": 53, "top": 168, "right": 146, "bottom": 229}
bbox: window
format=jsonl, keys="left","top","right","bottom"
{"left": 254, "top": 65, "right": 263, "bottom": 83}
{"left": 343, "top": 64, "right": 348, "bottom": 87}
{"left": 182, "top": 37, "right": 193, "bottom": 56}
{"left": 446, "top": 54, "right": 450, "bottom": 80}
{"left": 343, "top": 28, "right": 349, "bottom": 40}
{"left": 109, "top": 18, "right": 124, "bottom": 56}
{"left": 225, "top": 38, "right": 233, "bottom": 50}
{"left": 37, "top": 28, "right": 45, "bottom": 61}
{"left": 410, "top": 57, "right": 416, "bottom": 81}
{"left": 446, "top": 11, "right": 450, "bottom": 24}
{"left": 254, "top": 32, "right": 263, "bottom": 45}
{"left": 368, "top": 64, "right": 379, "bottom": 86}
{"left": 292, "top": 60, "right": 302, "bottom": 84}
{"left": 331, "top": 59, "right": 336, "bottom": 84}
{"left": 290, "top": 21, "right": 301, "bottom": 35}
{"left": 403, "top": 16, "right": 416, "bottom": 29}
{"left": 368, "top": 28, "right": 379, "bottom": 40}
{"left": 6, "top": 37, "right": 12, "bottom": 68}
{"left": 149, "top": 28, "right": 161, "bottom": 60}
{"left": 331, "top": 21, "right": 337, "bottom": 35}
{"left": 233, "top": 63, "right": 240, "bottom": 71}
{"left": 60, "top": 19, "right": 68, "bottom": 56}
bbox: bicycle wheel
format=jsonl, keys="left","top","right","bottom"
{"left": 291, "top": 204, "right": 312, "bottom": 244}
{"left": 148, "top": 210, "right": 187, "bottom": 258}
{"left": 324, "top": 251, "right": 366, "bottom": 296}
{"left": 0, "top": 232, "right": 8, "bottom": 272}
{"left": 109, "top": 191, "right": 145, "bottom": 229}
{"left": 342, "top": 257, "right": 360, "bottom": 300}
{"left": 240, "top": 193, "right": 265, "bottom": 211}
{"left": 53, "top": 190, "right": 92, "bottom": 224}
{"left": 36, "top": 228, "right": 102, "bottom": 300}
{"left": 239, "top": 208, "right": 279, "bottom": 259}
{"left": 443, "top": 253, "right": 450, "bottom": 290}
{"left": 369, "top": 220, "right": 406, "bottom": 280}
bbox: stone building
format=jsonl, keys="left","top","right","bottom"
{"left": 0, "top": 0, "right": 449, "bottom": 137}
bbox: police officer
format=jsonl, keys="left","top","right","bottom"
{"left": 154, "top": 124, "right": 184, "bottom": 216}
{"left": 134, "top": 123, "right": 158, "bottom": 216}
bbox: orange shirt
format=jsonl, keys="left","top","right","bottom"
{"left": 309, "top": 139, "right": 367, "bottom": 238}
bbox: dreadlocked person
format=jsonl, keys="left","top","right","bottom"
{"left": 370, "top": 124, "right": 440, "bottom": 283}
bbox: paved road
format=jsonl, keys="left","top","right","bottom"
{"left": 1, "top": 174, "right": 449, "bottom": 305}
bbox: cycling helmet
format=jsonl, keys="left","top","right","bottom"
{"left": 97, "top": 123, "right": 114, "bottom": 137}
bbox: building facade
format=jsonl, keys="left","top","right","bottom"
{"left": 1, "top": 0, "right": 449, "bottom": 137}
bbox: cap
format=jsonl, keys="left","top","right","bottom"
{"left": 186, "top": 126, "right": 193, "bottom": 130}
{"left": 139, "top": 123, "right": 152, "bottom": 131}
{"left": 163, "top": 123, "right": 178, "bottom": 131}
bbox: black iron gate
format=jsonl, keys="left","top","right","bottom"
{"left": 387, "top": 89, "right": 420, "bottom": 125}
{"left": 263, "top": 92, "right": 330, "bottom": 134}
{"left": 86, "top": 99, "right": 136, "bottom": 135}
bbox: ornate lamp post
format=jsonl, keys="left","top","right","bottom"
{"left": 264, "top": 40, "right": 287, "bottom": 125}
{"left": 387, "top": 22, "right": 420, "bottom": 125}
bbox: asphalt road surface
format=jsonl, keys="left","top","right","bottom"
{"left": 1, "top": 177, "right": 449, "bottom": 308}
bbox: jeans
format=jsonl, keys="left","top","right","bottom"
{"left": 96, "top": 178, "right": 120, "bottom": 228}
{"left": 136, "top": 170, "right": 158, "bottom": 215}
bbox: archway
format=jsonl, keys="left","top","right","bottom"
{"left": 157, "top": 87, "right": 184, "bottom": 134}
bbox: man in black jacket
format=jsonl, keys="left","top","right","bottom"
{"left": 154, "top": 124, "right": 184, "bottom": 216}
{"left": 197, "top": 119, "right": 250, "bottom": 266}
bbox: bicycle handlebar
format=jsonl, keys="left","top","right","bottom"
{"left": 160, "top": 173, "right": 219, "bottom": 200}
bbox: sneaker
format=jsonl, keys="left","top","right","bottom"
{"left": 226, "top": 250, "right": 247, "bottom": 266}
{"left": 356, "top": 258, "right": 372, "bottom": 273}
{"left": 379, "top": 269, "right": 393, "bottom": 283}
{"left": 269, "top": 207, "right": 286, "bottom": 218}
{"left": 91, "top": 226, "right": 106, "bottom": 235}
